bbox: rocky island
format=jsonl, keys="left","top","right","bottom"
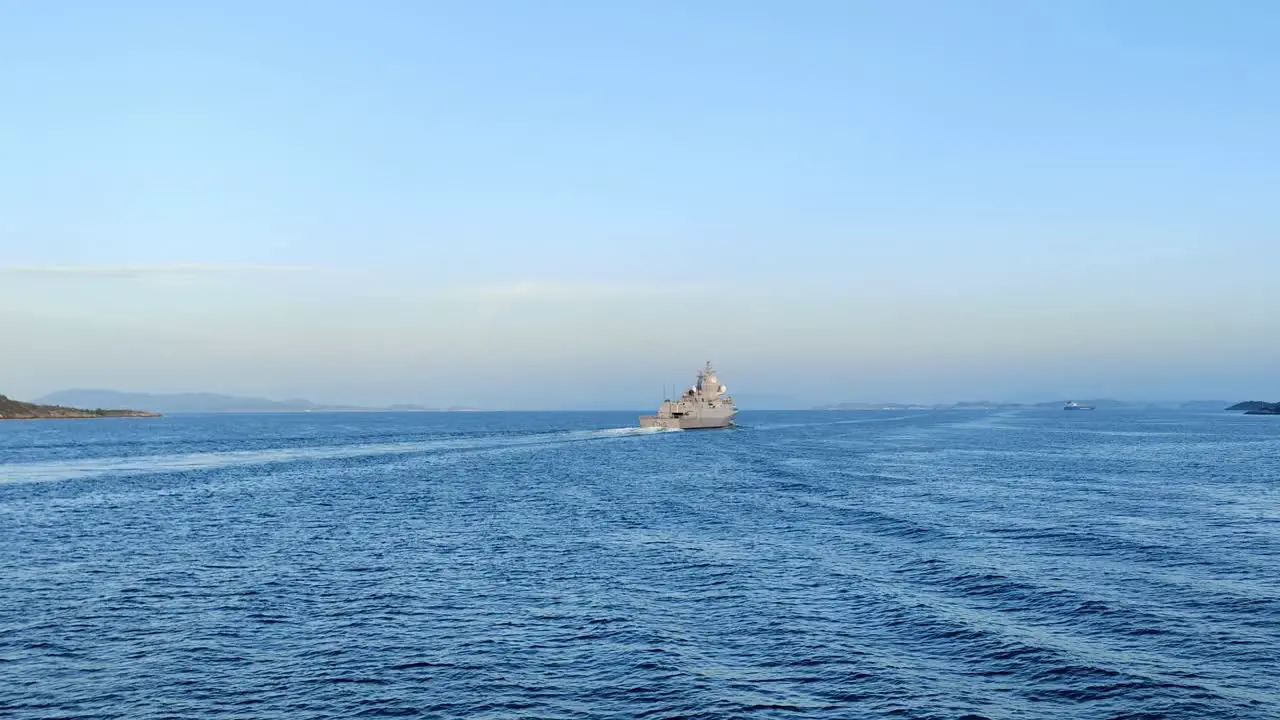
{"left": 0, "top": 394, "right": 160, "bottom": 420}
{"left": 1226, "top": 401, "right": 1280, "bottom": 415}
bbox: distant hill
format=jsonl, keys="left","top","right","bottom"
{"left": 1226, "top": 401, "right": 1271, "bottom": 411}
{"left": 36, "top": 389, "right": 439, "bottom": 414}
{"left": 1178, "top": 400, "right": 1233, "bottom": 411}
{"left": 816, "top": 398, "right": 1225, "bottom": 411}
{"left": 816, "top": 398, "right": 1135, "bottom": 411}
{"left": 0, "top": 393, "right": 158, "bottom": 420}
{"left": 1227, "top": 400, "right": 1280, "bottom": 415}
{"left": 817, "top": 402, "right": 938, "bottom": 410}
{"left": 725, "top": 393, "right": 811, "bottom": 410}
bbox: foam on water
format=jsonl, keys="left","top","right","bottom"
{"left": 0, "top": 425, "right": 680, "bottom": 484}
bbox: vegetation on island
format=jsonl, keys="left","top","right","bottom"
{"left": 0, "top": 394, "right": 160, "bottom": 420}
{"left": 1225, "top": 401, "right": 1280, "bottom": 414}
{"left": 1226, "top": 401, "right": 1268, "bottom": 411}
{"left": 1225, "top": 401, "right": 1280, "bottom": 415}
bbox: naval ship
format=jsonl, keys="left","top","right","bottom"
{"left": 1063, "top": 401, "right": 1096, "bottom": 411}
{"left": 640, "top": 362, "right": 737, "bottom": 430}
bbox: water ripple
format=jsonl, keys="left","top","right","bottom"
{"left": 2, "top": 410, "right": 1277, "bottom": 718}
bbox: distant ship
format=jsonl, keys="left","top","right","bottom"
{"left": 640, "top": 362, "right": 736, "bottom": 430}
{"left": 1063, "top": 401, "right": 1096, "bottom": 411}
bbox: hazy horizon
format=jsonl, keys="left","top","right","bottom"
{"left": 3, "top": 2, "right": 1278, "bottom": 408}
{"left": 14, "top": 379, "right": 1264, "bottom": 412}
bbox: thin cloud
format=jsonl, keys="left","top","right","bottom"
{"left": 0, "top": 263, "right": 317, "bottom": 278}
{"left": 445, "top": 280, "right": 721, "bottom": 302}
{"left": 454, "top": 281, "right": 632, "bottom": 301}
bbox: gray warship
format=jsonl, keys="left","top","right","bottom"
{"left": 640, "top": 361, "right": 737, "bottom": 430}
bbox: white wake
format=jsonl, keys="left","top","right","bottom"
{"left": 0, "top": 425, "right": 680, "bottom": 485}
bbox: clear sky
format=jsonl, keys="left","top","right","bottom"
{"left": 2, "top": 1, "right": 1277, "bottom": 408}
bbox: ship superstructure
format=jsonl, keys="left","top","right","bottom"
{"left": 640, "top": 362, "right": 737, "bottom": 430}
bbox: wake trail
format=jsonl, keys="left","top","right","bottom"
{"left": 0, "top": 426, "right": 679, "bottom": 485}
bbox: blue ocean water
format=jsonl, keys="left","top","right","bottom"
{"left": 1, "top": 410, "right": 1277, "bottom": 719}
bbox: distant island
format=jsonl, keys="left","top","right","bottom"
{"left": 1226, "top": 401, "right": 1280, "bottom": 415}
{"left": 816, "top": 399, "right": 1131, "bottom": 411}
{"left": 0, "top": 393, "right": 159, "bottom": 421}
{"left": 34, "top": 389, "right": 478, "bottom": 415}
{"left": 815, "top": 399, "right": 1232, "bottom": 411}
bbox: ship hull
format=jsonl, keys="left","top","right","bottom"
{"left": 639, "top": 414, "right": 734, "bottom": 430}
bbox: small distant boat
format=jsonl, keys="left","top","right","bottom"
{"left": 1063, "top": 401, "right": 1095, "bottom": 411}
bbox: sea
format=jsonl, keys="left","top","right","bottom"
{"left": 1, "top": 410, "right": 1277, "bottom": 719}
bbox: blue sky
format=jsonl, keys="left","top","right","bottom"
{"left": 2, "top": 1, "right": 1277, "bottom": 408}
